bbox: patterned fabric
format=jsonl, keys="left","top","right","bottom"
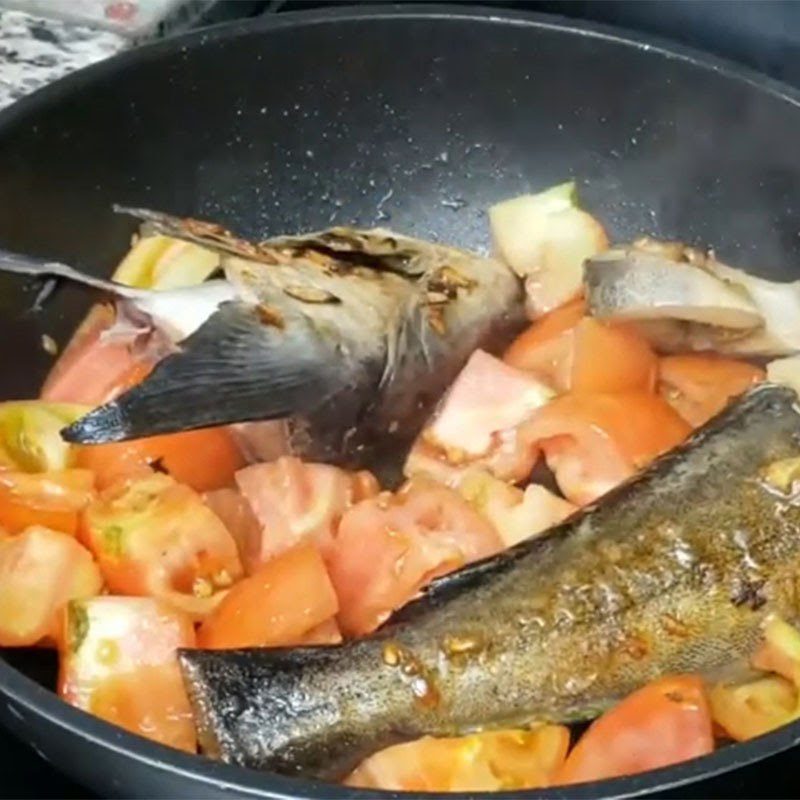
{"left": 0, "top": 9, "right": 126, "bottom": 109}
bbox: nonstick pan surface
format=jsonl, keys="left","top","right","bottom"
{"left": 1, "top": 5, "right": 800, "bottom": 798}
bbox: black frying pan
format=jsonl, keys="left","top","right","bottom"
{"left": 1, "top": 5, "right": 800, "bottom": 798}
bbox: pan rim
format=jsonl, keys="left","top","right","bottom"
{"left": 2, "top": 3, "right": 800, "bottom": 798}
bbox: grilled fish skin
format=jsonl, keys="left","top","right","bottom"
{"left": 0, "top": 209, "right": 525, "bottom": 480}
{"left": 180, "top": 384, "right": 800, "bottom": 779}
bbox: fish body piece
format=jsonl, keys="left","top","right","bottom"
{"left": 180, "top": 385, "right": 800, "bottom": 779}
{"left": 585, "top": 237, "right": 800, "bottom": 357}
{"left": 0, "top": 211, "right": 525, "bottom": 482}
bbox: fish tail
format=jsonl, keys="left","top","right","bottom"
{"left": 61, "top": 301, "right": 345, "bottom": 443}
{"left": 178, "top": 643, "right": 408, "bottom": 778}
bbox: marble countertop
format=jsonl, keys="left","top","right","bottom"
{"left": 0, "top": 8, "right": 127, "bottom": 109}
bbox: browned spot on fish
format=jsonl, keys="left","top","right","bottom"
{"left": 661, "top": 613, "right": 691, "bottom": 638}
{"left": 441, "top": 633, "right": 485, "bottom": 658}
{"left": 256, "top": 305, "right": 284, "bottom": 329}
{"left": 302, "top": 249, "right": 338, "bottom": 269}
{"left": 620, "top": 634, "right": 649, "bottom": 660}
{"left": 411, "top": 675, "right": 441, "bottom": 709}
{"left": 381, "top": 642, "right": 401, "bottom": 667}
{"left": 178, "top": 216, "right": 281, "bottom": 263}
{"left": 283, "top": 285, "right": 341, "bottom": 304}
{"left": 429, "top": 265, "right": 476, "bottom": 297}
{"left": 731, "top": 578, "right": 767, "bottom": 610}
{"left": 425, "top": 291, "right": 450, "bottom": 305}
{"left": 665, "top": 690, "right": 687, "bottom": 704}
{"left": 427, "top": 305, "right": 447, "bottom": 335}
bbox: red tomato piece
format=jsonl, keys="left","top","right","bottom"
{"left": 457, "top": 469, "right": 576, "bottom": 548}
{"left": 554, "top": 675, "right": 714, "bottom": 785}
{"left": 76, "top": 426, "right": 245, "bottom": 493}
{"left": 405, "top": 351, "right": 553, "bottom": 486}
{"left": 203, "top": 487, "right": 262, "bottom": 569}
{"left": 504, "top": 299, "right": 658, "bottom": 395}
{"left": 0, "top": 469, "right": 95, "bottom": 536}
{"left": 80, "top": 471, "right": 242, "bottom": 617}
{"left": 503, "top": 298, "right": 586, "bottom": 389}
{"left": 197, "top": 542, "right": 339, "bottom": 649}
{"left": 40, "top": 304, "right": 152, "bottom": 406}
{"left": 347, "top": 726, "right": 570, "bottom": 792}
{"left": 234, "top": 457, "right": 379, "bottom": 572}
{"left": 328, "top": 479, "right": 502, "bottom": 637}
{"left": 58, "top": 596, "right": 196, "bottom": 752}
{"left": 570, "top": 318, "right": 658, "bottom": 394}
{"left": 426, "top": 350, "right": 554, "bottom": 460}
{"left": 0, "top": 526, "right": 102, "bottom": 647}
{"left": 300, "top": 617, "right": 343, "bottom": 645}
{"left": 659, "top": 354, "right": 765, "bottom": 427}
{"left": 520, "top": 393, "right": 691, "bottom": 505}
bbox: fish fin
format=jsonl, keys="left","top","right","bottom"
{"left": 114, "top": 205, "right": 279, "bottom": 265}
{"left": 62, "top": 301, "right": 346, "bottom": 443}
{"left": 0, "top": 248, "right": 140, "bottom": 297}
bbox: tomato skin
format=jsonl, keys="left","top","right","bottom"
{"left": 197, "top": 542, "right": 339, "bottom": 649}
{"left": 570, "top": 318, "right": 658, "bottom": 394}
{"left": 0, "top": 469, "right": 95, "bottom": 536}
{"left": 521, "top": 393, "right": 691, "bottom": 505}
{"left": 328, "top": 480, "right": 502, "bottom": 637}
{"left": 504, "top": 299, "right": 658, "bottom": 395}
{"left": 659, "top": 355, "right": 764, "bottom": 427}
{"left": 504, "top": 297, "right": 586, "bottom": 388}
{"left": 41, "top": 304, "right": 151, "bottom": 406}
{"left": 234, "top": 457, "right": 379, "bottom": 572}
{"left": 76, "top": 426, "right": 245, "bottom": 493}
{"left": 203, "top": 487, "right": 262, "bottom": 568}
{"left": 58, "top": 596, "right": 196, "bottom": 752}
{"left": 554, "top": 676, "right": 713, "bottom": 786}
{"left": 80, "top": 471, "right": 242, "bottom": 617}
{"left": 347, "top": 726, "right": 570, "bottom": 791}
{"left": 0, "top": 526, "right": 102, "bottom": 647}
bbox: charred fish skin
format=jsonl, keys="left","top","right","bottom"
{"left": 179, "top": 385, "right": 800, "bottom": 780}
{"left": 61, "top": 210, "right": 525, "bottom": 480}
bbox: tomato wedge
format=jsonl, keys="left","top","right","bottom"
{"left": 234, "top": 457, "right": 379, "bottom": 571}
{"left": 0, "top": 526, "right": 102, "bottom": 647}
{"left": 405, "top": 351, "right": 553, "bottom": 485}
{"left": 504, "top": 299, "right": 658, "bottom": 394}
{"left": 80, "top": 472, "right": 242, "bottom": 617}
{"left": 659, "top": 354, "right": 765, "bottom": 427}
{"left": 457, "top": 469, "right": 576, "bottom": 547}
{"left": 504, "top": 297, "right": 586, "bottom": 388}
{"left": 710, "top": 676, "right": 798, "bottom": 742}
{"left": 58, "top": 596, "right": 196, "bottom": 752}
{"left": 554, "top": 676, "right": 713, "bottom": 785}
{"left": 0, "top": 469, "right": 95, "bottom": 536}
{"left": 328, "top": 479, "right": 502, "bottom": 637}
{"left": 570, "top": 319, "right": 658, "bottom": 394}
{"left": 76, "top": 426, "right": 245, "bottom": 493}
{"left": 203, "top": 487, "right": 262, "bottom": 568}
{"left": 347, "top": 726, "right": 570, "bottom": 792}
{"left": 710, "top": 616, "right": 800, "bottom": 741}
{"left": 520, "top": 393, "right": 691, "bottom": 505}
{"left": 197, "top": 542, "right": 339, "bottom": 649}
{"left": 40, "top": 304, "right": 152, "bottom": 406}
